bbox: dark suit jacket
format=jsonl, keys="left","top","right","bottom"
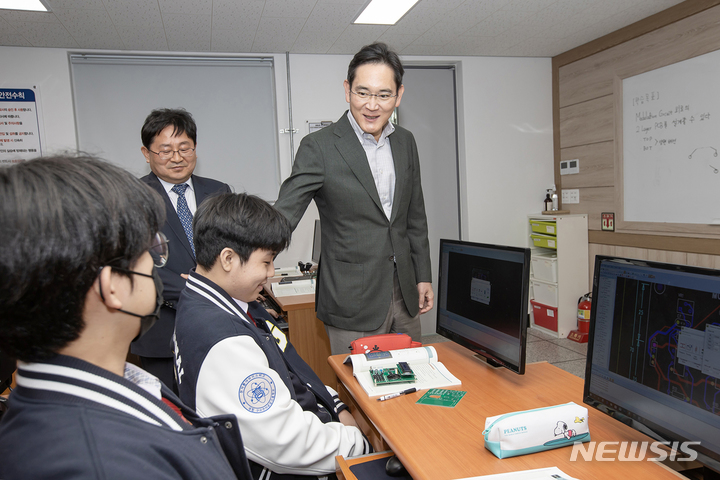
{"left": 131, "top": 172, "right": 231, "bottom": 358}
{"left": 274, "top": 112, "right": 432, "bottom": 331}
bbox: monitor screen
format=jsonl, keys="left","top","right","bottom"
{"left": 436, "top": 239, "right": 530, "bottom": 374}
{"left": 311, "top": 219, "right": 321, "bottom": 264}
{"left": 584, "top": 256, "right": 720, "bottom": 471}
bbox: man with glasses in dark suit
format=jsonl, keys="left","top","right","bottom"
{"left": 131, "top": 108, "right": 231, "bottom": 392}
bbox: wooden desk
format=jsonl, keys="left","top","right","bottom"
{"left": 264, "top": 278, "right": 334, "bottom": 387}
{"left": 329, "top": 342, "right": 685, "bottom": 480}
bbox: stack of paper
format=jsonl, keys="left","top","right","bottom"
{"left": 271, "top": 279, "right": 315, "bottom": 297}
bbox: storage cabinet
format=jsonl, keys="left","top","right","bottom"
{"left": 527, "top": 214, "right": 589, "bottom": 338}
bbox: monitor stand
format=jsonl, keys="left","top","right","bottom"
{"left": 472, "top": 354, "right": 503, "bottom": 369}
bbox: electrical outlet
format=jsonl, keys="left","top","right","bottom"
{"left": 562, "top": 189, "right": 580, "bottom": 204}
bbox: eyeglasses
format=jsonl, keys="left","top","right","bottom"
{"left": 350, "top": 90, "right": 398, "bottom": 103}
{"left": 149, "top": 232, "right": 169, "bottom": 268}
{"left": 147, "top": 147, "right": 196, "bottom": 161}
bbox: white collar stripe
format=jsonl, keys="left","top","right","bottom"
{"left": 186, "top": 281, "right": 237, "bottom": 316}
{"left": 18, "top": 363, "right": 183, "bottom": 431}
{"left": 186, "top": 275, "right": 249, "bottom": 320}
{"left": 15, "top": 373, "right": 174, "bottom": 429}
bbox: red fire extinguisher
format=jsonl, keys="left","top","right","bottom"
{"left": 577, "top": 293, "right": 591, "bottom": 334}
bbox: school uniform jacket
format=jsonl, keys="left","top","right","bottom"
{"left": 174, "top": 272, "right": 370, "bottom": 479}
{"left": 0, "top": 354, "right": 252, "bottom": 480}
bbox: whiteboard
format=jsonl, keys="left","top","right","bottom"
{"left": 70, "top": 54, "right": 280, "bottom": 201}
{"left": 623, "top": 49, "right": 720, "bottom": 225}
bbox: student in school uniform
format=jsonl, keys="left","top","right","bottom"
{"left": 0, "top": 155, "right": 252, "bottom": 480}
{"left": 173, "top": 193, "right": 371, "bottom": 480}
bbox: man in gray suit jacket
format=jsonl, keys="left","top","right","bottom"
{"left": 131, "top": 108, "right": 230, "bottom": 391}
{"left": 275, "top": 43, "right": 433, "bottom": 355}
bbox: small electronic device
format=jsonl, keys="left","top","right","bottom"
{"left": 370, "top": 363, "right": 416, "bottom": 386}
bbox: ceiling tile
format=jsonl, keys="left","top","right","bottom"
{"left": 212, "top": 9, "right": 261, "bottom": 31}
{"left": 0, "top": 33, "right": 31, "bottom": 46}
{"left": 501, "top": 0, "right": 557, "bottom": 12}
{"left": 102, "top": 0, "right": 162, "bottom": 27}
{"left": 46, "top": 0, "right": 106, "bottom": 10}
{"left": 290, "top": 30, "right": 339, "bottom": 53}
{"left": 163, "top": 13, "right": 212, "bottom": 51}
{"left": 211, "top": 28, "right": 255, "bottom": 52}
{"left": 213, "top": 0, "right": 265, "bottom": 22}
{"left": 13, "top": 21, "right": 78, "bottom": 47}
{"left": 252, "top": 16, "right": 304, "bottom": 52}
{"left": 386, "top": 5, "right": 445, "bottom": 35}
{"left": 261, "top": 0, "right": 317, "bottom": 18}
{"left": 0, "top": 15, "right": 16, "bottom": 33}
{"left": 53, "top": 7, "right": 114, "bottom": 34}
{"left": 376, "top": 32, "right": 419, "bottom": 52}
{"left": 157, "top": 0, "right": 212, "bottom": 15}
{"left": 0, "top": 10, "right": 59, "bottom": 23}
{"left": 327, "top": 24, "right": 388, "bottom": 54}
{"left": 115, "top": 25, "right": 168, "bottom": 50}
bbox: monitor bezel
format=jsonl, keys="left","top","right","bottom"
{"left": 435, "top": 238, "right": 531, "bottom": 375}
{"left": 583, "top": 255, "right": 720, "bottom": 470}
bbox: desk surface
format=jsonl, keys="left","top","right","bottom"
{"left": 266, "top": 276, "right": 315, "bottom": 311}
{"left": 329, "top": 342, "right": 684, "bottom": 480}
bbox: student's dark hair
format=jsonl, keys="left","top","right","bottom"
{"left": 141, "top": 108, "right": 197, "bottom": 148}
{"left": 347, "top": 42, "right": 404, "bottom": 91}
{"left": 194, "top": 193, "right": 291, "bottom": 269}
{"left": 0, "top": 155, "right": 165, "bottom": 362}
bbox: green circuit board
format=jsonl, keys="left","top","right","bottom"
{"left": 370, "top": 362, "right": 416, "bottom": 386}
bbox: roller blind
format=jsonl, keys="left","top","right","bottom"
{"left": 70, "top": 54, "right": 280, "bottom": 200}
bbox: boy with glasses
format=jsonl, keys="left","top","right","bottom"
{"left": 0, "top": 155, "right": 252, "bottom": 480}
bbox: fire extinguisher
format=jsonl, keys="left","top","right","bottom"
{"left": 577, "top": 293, "right": 592, "bottom": 334}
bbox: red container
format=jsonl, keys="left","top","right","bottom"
{"left": 531, "top": 300, "right": 558, "bottom": 332}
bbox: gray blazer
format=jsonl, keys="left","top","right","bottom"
{"left": 274, "top": 112, "right": 432, "bottom": 331}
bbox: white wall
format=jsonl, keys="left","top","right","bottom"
{"left": 0, "top": 45, "right": 554, "bottom": 273}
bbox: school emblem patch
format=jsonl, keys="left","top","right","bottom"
{"left": 238, "top": 372, "right": 276, "bottom": 413}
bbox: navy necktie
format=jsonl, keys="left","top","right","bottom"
{"left": 171, "top": 183, "right": 195, "bottom": 258}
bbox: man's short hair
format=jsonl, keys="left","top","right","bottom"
{"left": 194, "top": 193, "right": 291, "bottom": 269}
{"left": 0, "top": 155, "right": 165, "bottom": 362}
{"left": 347, "top": 42, "right": 404, "bottom": 92}
{"left": 141, "top": 108, "right": 197, "bottom": 148}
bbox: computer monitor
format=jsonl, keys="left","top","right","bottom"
{"left": 311, "top": 219, "right": 321, "bottom": 265}
{"left": 584, "top": 256, "right": 720, "bottom": 473}
{"left": 436, "top": 239, "right": 531, "bottom": 374}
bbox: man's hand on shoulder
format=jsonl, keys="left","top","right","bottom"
{"left": 417, "top": 282, "right": 434, "bottom": 314}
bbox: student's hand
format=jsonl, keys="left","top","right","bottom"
{"left": 338, "top": 409, "right": 359, "bottom": 429}
{"left": 180, "top": 273, "right": 189, "bottom": 280}
{"left": 417, "top": 282, "right": 434, "bottom": 314}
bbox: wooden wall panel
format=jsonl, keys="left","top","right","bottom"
{"left": 646, "top": 249, "right": 687, "bottom": 264}
{"left": 559, "top": 95, "right": 614, "bottom": 149}
{"left": 558, "top": 3, "right": 720, "bottom": 108}
{"left": 560, "top": 141, "right": 614, "bottom": 188}
{"left": 687, "top": 253, "right": 720, "bottom": 267}
{"left": 565, "top": 186, "right": 614, "bottom": 230}
{"left": 555, "top": 0, "right": 720, "bottom": 254}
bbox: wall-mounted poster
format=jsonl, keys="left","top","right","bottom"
{"left": 0, "top": 88, "right": 43, "bottom": 164}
